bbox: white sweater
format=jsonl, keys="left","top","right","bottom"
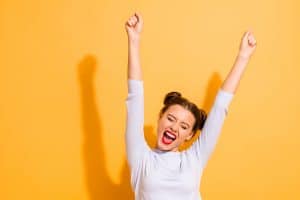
{"left": 125, "top": 79, "right": 234, "bottom": 200}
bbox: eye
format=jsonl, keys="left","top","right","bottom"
{"left": 181, "top": 126, "right": 188, "bottom": 130}
{"left": 167, "top": 116, "right": 174, "bottom": 122}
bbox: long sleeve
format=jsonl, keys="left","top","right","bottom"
{"left": 125, "top": 79, "right": 150, "bottom": 169}
{"left": 187, "top": 89, "right": 234, "bottom": 168}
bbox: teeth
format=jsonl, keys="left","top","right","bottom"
{"left": 165, "top": 131, "right": 176, "bottom": 139}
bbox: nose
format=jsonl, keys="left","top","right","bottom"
{"left": 170, "top": 123, "right": 179, "bottom": 133}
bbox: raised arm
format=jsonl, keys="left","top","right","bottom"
{"left": 124, "top": 13, "right": 149, "bottom": 169}
{"left": 125, "top": 12, "right": 143, "bottom": 80}
{"left": 188, "top": 31, "right": 257, "bottom": 168}
{"left": 221, "top": 31, "right": 257, "bottom": 93}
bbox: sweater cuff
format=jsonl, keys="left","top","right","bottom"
{"left": 128, "top": 79, "right": 144, "bottom": 94}
{"left": 215, "top": 89, "right": 234, "bottom": 108}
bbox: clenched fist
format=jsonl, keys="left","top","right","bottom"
{"left": 125, "top": 12, "right": 143, "bottom": 43}
{"left": 239, "top": 31, "right": 257, "bottom": 59}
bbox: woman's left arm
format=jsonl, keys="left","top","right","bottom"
{"left": 221, "top": 31, "right": 257, "bottom": 93}
{"left": 187, "top": 31, "right": 257, "bottom": 168}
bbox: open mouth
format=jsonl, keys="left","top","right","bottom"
{"left": 162, "top": 131, "right": 177, "bottom": 145}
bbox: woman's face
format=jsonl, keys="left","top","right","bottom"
{"left": 156, "top": 104, "right": 196, "bottom": 151}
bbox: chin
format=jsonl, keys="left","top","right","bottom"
{"left": 156, "top": 139, "right": 178, "bottom": 152}
{"left": 156, "top": 140, "right": 167, "bottom": 151}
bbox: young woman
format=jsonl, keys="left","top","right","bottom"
{"left": 124, "top": 12, "right": 256, "bottom": 200}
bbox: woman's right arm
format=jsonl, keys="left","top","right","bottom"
{"left": 125, "top": 13, "right": 149, "bottom": 169}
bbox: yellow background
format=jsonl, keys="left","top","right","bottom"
{"left": 1, "top": 0, "right": 299, "bottom": 199}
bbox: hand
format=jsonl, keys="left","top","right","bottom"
{"left": 238, "top": 31, "right": 257, "bottom": 59}
{"left": 125, "top": 12, "right": 143, "bottom": 43}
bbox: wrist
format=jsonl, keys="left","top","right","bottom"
{"left": 237, "top": 52, "right": 251, "bottom": 60}
{"left": 128, "top": 37, "right": 141, "bottom": 46}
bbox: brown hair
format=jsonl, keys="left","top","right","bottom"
{"left": 159, "top": 91, "right": 207, "bottom": 134}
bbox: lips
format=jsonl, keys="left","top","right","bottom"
{"left": 162, "top": 130, "right": 177, "bottom": 145}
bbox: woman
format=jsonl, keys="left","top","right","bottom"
{"left": 124, "top": 12, "right": 256, "bottom": 200}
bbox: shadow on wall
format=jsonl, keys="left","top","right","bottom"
{"left": 78, "top": 55, "right": 135, "bottom": 199}
{"left": 77, "top": 54, "right": 222, "bottom": 198}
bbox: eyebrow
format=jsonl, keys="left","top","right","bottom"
{"left": 167, "top": 114, "right": 191, "bottom": 128}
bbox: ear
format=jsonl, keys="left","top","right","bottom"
{"left": 157, "top": 113, "right": 162, "bottom": 122}
{"left": 158, "top": 110, "right": 165, "bottom": 122}
{"left": 185, "top": 131, "right": 195, "bottom": 141}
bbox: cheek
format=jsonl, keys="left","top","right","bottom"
{"left": 158, "top": 118, "right": 169, "bottom": 129}
{"left": 179, "top": 129, "right": 193, "bottom": 140}
{"left": 157, "top": 119, "right": 171, "bottom": 138}
{"left": 157, "top": 119, "right": 166, "bottom": 134}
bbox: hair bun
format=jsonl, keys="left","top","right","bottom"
{"left": 164, "top": 91, "right": 181, "bottom": 105}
